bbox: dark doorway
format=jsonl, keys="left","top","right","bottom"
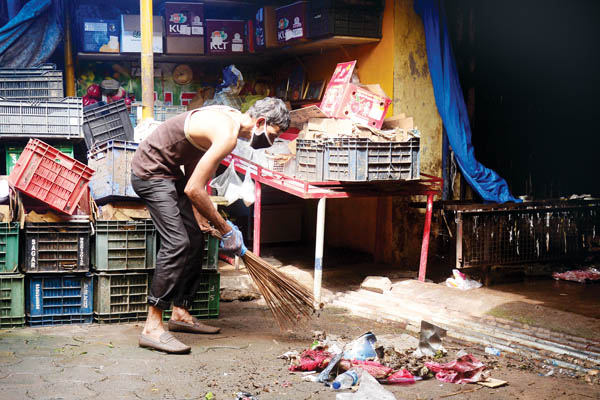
{"left": 445, "top": 0, "right": 600, "bottom": 198}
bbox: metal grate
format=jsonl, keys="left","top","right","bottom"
{"left": 453, "top": 201, "right": 599, "bottom": 268}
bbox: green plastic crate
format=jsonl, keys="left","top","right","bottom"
{"left": 163, "top": 272, "right": 220, "bottom": 320}
{"left": 0, "top": 222, "right": 19, "bottom": 274}
{"left": 0, "top": 274, "right": 25, "bottom": 328}
{"left": 203, "top": 235, "right": 219, "bottom": 271}
{"left": 93, "top": 272, "right": 150, "bottom": 323}
{"left": 94, "top": 220, "right": 156, "bottom": 271}
{"left": 5, "top": 143, "right": 73, "bottom": 175}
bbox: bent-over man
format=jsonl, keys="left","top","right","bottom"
{"left": 131, "top": 97, "right": 290, "bottom": 354}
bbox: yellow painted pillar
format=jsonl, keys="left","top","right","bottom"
{"left": 63, "top": 3, "right": 75, "bottom": 97}
{"left": 140, "top": 0, "right": 154, "bottom": 120}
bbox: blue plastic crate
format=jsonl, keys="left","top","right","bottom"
{"left": 87, "top": 140, "right": 139, "bottom": 202}
{"left": 27, "top": 275, "right": 93, "bottom": 324}
{"left": 28, "top": 314, "right": 93, "bottom": 327}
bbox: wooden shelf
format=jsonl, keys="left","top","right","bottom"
{"left": 76, "top": 36, "right": 380, "bottom": 64}
{"left": 275, "top": 36, "right": 381, "bottom": 55}
{"left": 77, "top": 52, "right": 265, "bottom": 64}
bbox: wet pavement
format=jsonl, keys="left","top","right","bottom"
{"left": 1, "top": 301, "right": 599, "bottom": 400}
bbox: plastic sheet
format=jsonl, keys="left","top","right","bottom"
{"left": 0, "top": 0, "right": 64, "bottom": 67}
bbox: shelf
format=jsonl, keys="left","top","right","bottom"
{"left": 77, "top": 52, "right": 265, "bottom": 64}
{"left": 275, "top": 36, "right": 381, "bottom": 55}
{"left": 76, "top": 36, "right": 381, "bottom": 64}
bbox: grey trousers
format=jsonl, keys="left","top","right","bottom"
{"left": 131, "top": 173, "right": 204, "bottom": 311}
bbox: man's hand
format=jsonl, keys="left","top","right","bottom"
{"left": 220, "top": 221, "right": 247, "bottom": 256}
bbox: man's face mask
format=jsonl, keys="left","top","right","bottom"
{"left": 249, "top": 119, "right": 273, "bottom": 149}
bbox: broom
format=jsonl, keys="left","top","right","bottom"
{"left": 241, "top": 249, "right": 315, "bottom": 329}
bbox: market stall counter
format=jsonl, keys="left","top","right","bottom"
{"left": 217, "top": 153, "right": 442, "bottom": 306}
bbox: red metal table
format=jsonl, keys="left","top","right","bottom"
{"left": 219, "top": 154, "right": 442, "bottom": 304}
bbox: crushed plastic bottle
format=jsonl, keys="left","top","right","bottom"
{"left": 332, "top": 370, "right": 360, "bottom": 390}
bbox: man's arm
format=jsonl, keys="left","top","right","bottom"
{"left": 183, "top": 115, "right": 237, "bottom": 236}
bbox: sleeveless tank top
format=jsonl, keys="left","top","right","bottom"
{"left": 131, "top": 105, "right": 241, "bottom": 180}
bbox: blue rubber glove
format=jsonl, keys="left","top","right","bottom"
{"left": 220, "top": 221, "right": 247, "bottom": 256}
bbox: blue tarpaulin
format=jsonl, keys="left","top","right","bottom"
{"left": 415, "top": 0, "right": 520, "bottom": 203}
{"left": 0, "top": 0, "right": 63, "bottom": 67}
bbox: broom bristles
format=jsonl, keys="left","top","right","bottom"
{"left": 242, "top": 250, "right": 315, "bottom": 329}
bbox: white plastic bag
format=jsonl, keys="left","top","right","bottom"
{"left": 210, "top": 161, "right": 242, "bottom": 197}
{"left": 445, "top": 269, "right": 482, "bottom": 290}
{"left": 0, "top": 180, "right": 9, "bottom": 203}
{"left": 240, "top": 170, "right": 255, "bottom": 207}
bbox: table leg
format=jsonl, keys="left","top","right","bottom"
{"left": 314, "top": 198, "right": 326, "bottom": 308}
{"left": 418, "top": 193, "right": 434, "bottom": 282}
{"left": 253, "top": 180, "right": 262, "bottom": 257}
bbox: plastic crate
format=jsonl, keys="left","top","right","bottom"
{"left": 0, "top": 97, "right": 83, "bottom": 140}
{"left": 0, "top": 222, "right": 19, "bottom": 274}
{"left": 5, "top": 143, "right": 74, "bottom": 175}
{"left": 82, "top": 100, "right": 134, "bottom": 149}
{"left": 94, "top": 220, "right": 156, "bottom": 271}
{"left": 23, "top": 222, "right": 91, "bottom": 273}
{"left": 325, "top": 137, "right": 420, "bottom": 181}
{"left": 93, "top": 272, "right": 150, "bottom": 323}
{"left": 8, "top": 139, "right": 95, "bottom": 215}
{"left": 132, "top": 104, "right": 187, "bottom": 122}
{"left": 308, "top": 1, "right": 383, "bottom": 39}
{"left": 26, "top": 274, "right": 93, "bottom": 326}
{"left": 163, "top": 272, "right": 220, "bottom": 320}
{"left": 0, "top": 66, "right": 64, "bottom": 100}
{"left": 203, "top": 234, "right": 219, "bottom": 271}
{"left": 87, "top": 140, "right": 139, "bottom": 202}
{"left": 154, "top": 105, "right": 187, "bottom": 121}
{"left": 0, "top": 274, "right": 25, "bottom": 328}
{"left": 295, "top": 139, "right": 326, "bottom": 182}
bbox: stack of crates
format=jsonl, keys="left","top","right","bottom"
{"left": 0, "top": 65, "right": 83, "bottom": 176}
{"left": 92, "top": 219, "right": 157, "bottom": 323}
{"left": 22, "top": 218, "right": 93, "bottom": 326}
{"left": 0, "top": 221, "right": 24, "bottom": 329}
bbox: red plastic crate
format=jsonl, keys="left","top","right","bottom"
{"left": 8, "top": 139, "right": 95, "bottom": 215}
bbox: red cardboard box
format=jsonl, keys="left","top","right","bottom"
{"left": 205, "top": 20, "right": 245, "bottom": 54}
{"left": 320, "top": 61, "right": 391, "bottom": 129}
{"left": 276, "top": 1, "right": 307, "bottom": 43}
{"left": 165, "top": 2, "right": 204, "bottom": 37}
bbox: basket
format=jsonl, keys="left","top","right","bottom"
{"left": 8, "top": 139, "right": 95, "bottom": 215}
{"left": 83, "top": 100, "right": 134, "bottom": 149}
{"left": 23, "top": 221, "right": 91, "bottom": 273}
{"left": 87, "top": 140, "right": 138, "bottom": 202}
{"left": 93, "top": 219, "right": 156, "bottom": 271}
{"left": 163, "top": 272, "right": 220, "bottom": 320}
{"left": 324, "top": 137, "right": 420, "bottom": 181}
{"left": 0, "top": 66, "right": 64, "bottom": 100}
{"left": 0, "top": 222, "right": 19, "bottom": 274}
{"left": 26, "top": 274, "right": 93, "bottom": 326}
{"left": 0, "top": 274, "right": 25, "bottom": 328}
{"left": 0, "top": 97, "right": 83, "bottom": 140}
{"left": 93, "top": 272, "right": 150, "bottom": 323}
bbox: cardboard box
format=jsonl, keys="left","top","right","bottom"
{"left": 276, "top": 1, "right": 307, "bottom": 43}
{"left": 120, "top": 15, "right": 164, "bottom": 53}
{"left": 165, "top": 36, "right": 204, "bottom": 54}
{"left": 205, "top": 20, "right": 245, "bottom": 54}
{"left": 165, "top": 2, "right": 204, "bottom": 37}
{"left": 81, "top": 19, "right": 119, "bottom": 53}
{"left": 320, "top": 61, "right": 391, "bottom": 129}
{"left": 255, "top": 6, "right": 279, "bottom": 49}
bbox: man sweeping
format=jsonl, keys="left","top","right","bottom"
{"left": 131, "top": 97, "right": 290, "bottom": 354}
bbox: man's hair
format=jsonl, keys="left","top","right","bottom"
{"left": 247, "top": 97, "right": 290, "bottom": 132}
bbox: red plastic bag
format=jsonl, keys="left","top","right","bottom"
{"left": 425, "top": 354, "right": 488, "bottom": 384}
